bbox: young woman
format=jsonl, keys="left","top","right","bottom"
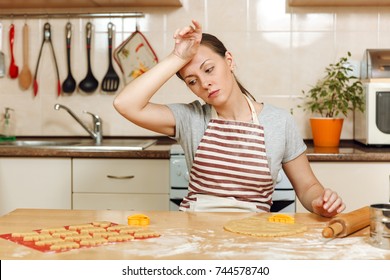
{"left": 114, "top": 20, "right": 345, "bottom": 217}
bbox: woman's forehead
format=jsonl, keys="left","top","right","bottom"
{"left": 180, "top": 45, "right": 222, "bottom": 75}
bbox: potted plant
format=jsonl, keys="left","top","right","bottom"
{"left": 300, "top": 52, "right": 365, "bottom": 147}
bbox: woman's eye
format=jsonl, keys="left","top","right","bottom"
{"left": 205, "top": 66, "right": 214, "bottom": 73}
{"left": 188, "top": 79, "right": 197, "bottom": 86}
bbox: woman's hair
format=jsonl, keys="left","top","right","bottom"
{"left": 176, "top": 33, "right": 256, "bottom": 101}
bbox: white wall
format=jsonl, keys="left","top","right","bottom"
{"left": 0, "top": 0, "right": 388, "bottom": 138}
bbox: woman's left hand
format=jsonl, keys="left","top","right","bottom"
{"left": 311, "top": 188, "right": 346, "bottom": 217}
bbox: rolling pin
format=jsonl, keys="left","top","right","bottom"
{"left": 322, "top": 206, "right": 370, "bottom": 238}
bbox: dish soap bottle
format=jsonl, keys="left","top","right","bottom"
{"left": 0, "top": 107, "right": 16, "bottom": 142}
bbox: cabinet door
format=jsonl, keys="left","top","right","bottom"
{"left": 296, "top": 162, "right": 390, "bottom": 212}
{"left": 0, "top": 158, "right": 72, "bottom": 216}
{"left": 72, "top": 158, "right": 169, "bottom": 211}
{"left": 73, "top": 158, "right": 169, "bottom": 194}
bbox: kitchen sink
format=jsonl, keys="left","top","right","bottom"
{"left": 0, "top": 140, "right": 82, "bottom": 147}
{"left": 0, "top": 139, "right": 157, "bottom": 151}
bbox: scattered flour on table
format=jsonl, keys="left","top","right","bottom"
{"left": 112, "top": 227, "right": 389, "bottom": 259}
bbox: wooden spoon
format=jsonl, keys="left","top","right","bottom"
{"left": 19, "top": 23, "right": 32, "bottom": 90}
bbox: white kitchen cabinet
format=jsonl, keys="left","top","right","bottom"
{"left": 72, "top": 158, "right": 169, "bottom": 211}
{"left": 289, "top": 0, "right": 390, "bottom": 6}
{"left": 0, "top": 157, "right": 71, "bottom": 216}
{"left": 296, "top": 162, "right": 390, "bottom": 213}
{"left": 0, "top": 0, "right": 182, "bottom": 14}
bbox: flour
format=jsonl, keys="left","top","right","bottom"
{"left": 114, "top": 227, "right": 389, "bottom": 260}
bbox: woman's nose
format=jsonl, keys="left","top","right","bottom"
{"left": 201, "top": 78, "right": 211, "bottom": 89}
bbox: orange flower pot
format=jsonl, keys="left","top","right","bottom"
{"left": 310, "top": 118, "right": 344, "bottom": 147}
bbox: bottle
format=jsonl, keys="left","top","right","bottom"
{"left": 0, "top": 107, "right": 16, "bottom": 141}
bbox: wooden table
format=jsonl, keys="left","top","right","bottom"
{"left": 0, "top": 209, "right": 389, "bottom": 260}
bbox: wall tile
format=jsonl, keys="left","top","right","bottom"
{"left": 0, "top": 0, "right": 387, "bottom": 140}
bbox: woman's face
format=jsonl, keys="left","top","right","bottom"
{"left": 179, "top": 45, "right": 235, "bottom": 105}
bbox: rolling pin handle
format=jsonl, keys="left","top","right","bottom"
{"left": 322, "top": 227, "right": 334, "bottom": 238}
{"left": 322, "top": 222, "right": 344, "bottom": 238}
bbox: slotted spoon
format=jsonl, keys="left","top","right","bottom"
{"left": 101, "top": 22, "right": 120, "bottom": 93}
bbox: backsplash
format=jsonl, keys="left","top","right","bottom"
{"left": 0, "top": 0, "right": 389, "bottom": 139}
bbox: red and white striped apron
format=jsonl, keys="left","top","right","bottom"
{"left": 180, "top": 96, "right": 274, "bottom": 212}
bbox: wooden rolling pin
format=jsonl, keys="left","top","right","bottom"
{"left": 322, "top": 206, "right": 370, "bottom": 238}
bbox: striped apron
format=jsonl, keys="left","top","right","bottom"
{"left": 180, "top": 96, "right": 274, "bottom": 212}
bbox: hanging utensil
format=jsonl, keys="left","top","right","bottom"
{"left": 8, "top": 24, "right": 18, "bottom": 79}
{"left": 19, "top": 23, "right": 32, "bottom": 90}
{"left": 101, "top": 22, "right": 120, "bottom": 93}
{"left": 33, "top": 22, "right": 61, "bottom": 97}
{"left": 62, "top": 22, "right": 76, "bottom": 94}
{"left": 78, "top": 22, "right": 98, "bottom": 94}
{"left": 0, "top": 23, "right": 5, "bottom": 78}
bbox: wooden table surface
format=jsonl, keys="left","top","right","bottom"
{"left": 0, "top": 209, "right": 389, "bottom": 260}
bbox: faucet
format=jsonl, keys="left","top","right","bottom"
{"left": 54, "top": 104, "right": 103, "bottom": 144}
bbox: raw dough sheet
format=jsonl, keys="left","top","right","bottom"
{"left": 224, "top": 215, "right": 307, "bottom": 237}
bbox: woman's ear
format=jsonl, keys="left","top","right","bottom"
{"left": 225, "top": 51, "right": 235, "bottom": 71}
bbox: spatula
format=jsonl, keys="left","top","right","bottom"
{"left": 101, "top": 22, "right": 120, "bottom": 93}
{"left": 0, "top": 23, "right": 5, "bottom": 77}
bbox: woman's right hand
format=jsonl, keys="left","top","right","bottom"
{"left": 172, "top": 19, "right": 202, "bottom": 62}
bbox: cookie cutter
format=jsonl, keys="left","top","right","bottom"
{"left": 268, "top": 214, "right": 295, "bottom": 224}
{"left": 127, "top": 214, "right": 150, "bottom": 226}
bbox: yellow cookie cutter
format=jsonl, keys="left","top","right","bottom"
{"left": 268, "top": 214, "right": 295, "bottom": 224}
{"left": 127, "top": 214, "right": 150, "bottom": 226}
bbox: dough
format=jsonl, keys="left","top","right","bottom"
{"left": 107, "top": 234, "right": 134, "bottom": 242}
{"left": 133, "top": 230, "right": 161, "bottom": 239}
{"left": 223, "top": 215, "right": 307, "bottom": 237}
{"left": 50, "top": 242, "right": 80, "bottom": 251}
{"left": 92, "top": 221, "right": 112, "bottom": 228}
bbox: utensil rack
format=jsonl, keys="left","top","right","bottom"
{"left": 0, "top": 12, "right": 144, "bottom": 20}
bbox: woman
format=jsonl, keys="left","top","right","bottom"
{"left": 114, "top": 20, "right": 345, "bottom": 217}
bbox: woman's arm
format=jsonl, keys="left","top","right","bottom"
{"left": 282, "top": 153, "right": 346, "bottom": 217}
{"left": 113, "top": 20, "right": 202, "bottom": 136}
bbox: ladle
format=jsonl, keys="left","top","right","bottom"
{"left": 78, "top": 22, "right": 98, "bottom": 93}
{"left": 19, "top": 23, "right": 32, "bottom": 90}
{"left": 8, "top": 24, "right": 18, "bottom": 79}
{"left": 62, "top": 22, "right": 76, "bottom": 94}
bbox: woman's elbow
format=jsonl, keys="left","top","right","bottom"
{"left": 113, "top": 95, "right": 126, "bottom": 115}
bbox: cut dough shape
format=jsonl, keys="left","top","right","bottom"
{"left": 92, "top": 221, "right": 112, "bottom": 228}
{"left": 11, "top": 232, "right": 39, "bottom": 238}
{"left": 50, "top": 242, "right": 80, "bottom": 251}
{"left": 133, "top": 230, "right": 161, "bottom": 239}
{"left": 23, "top": 233, "right": 52, "bottom": 242}
{"left": 35, "top": 238, "right": 65, "bottom": 246}
{"left": 68, "top": 224, "right": 94, "bottom": 231}
{"left": 80, "top": 238, "right": 108, "bottom": 246}
{"left": 224, "top": 215, "right": 307, "bottom": 237}
{"left": 107, "top": 234, "right": 134, "bottom": 242}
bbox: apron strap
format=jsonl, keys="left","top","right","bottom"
{"left": 211, "top": 95, "right": 259, "bottom": 125}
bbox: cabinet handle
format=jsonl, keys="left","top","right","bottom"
{"left": 107, "top": 175, "right": 135, "bottom": 179}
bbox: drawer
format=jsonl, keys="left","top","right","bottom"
{"left": 73, "top": 158, "right": 169, "bottom": 194}
{"left": 72, "top": 193, "right": 169, "bottom": 211}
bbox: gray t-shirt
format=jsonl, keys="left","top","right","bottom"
{"left": 167, "top": 101, "right": 307, "bottom": 184}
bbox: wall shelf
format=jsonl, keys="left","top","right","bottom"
{"left": 0, "top": 0, "right": 182, "bottom": 15}
{"left": 289, "top": 0, "right": 390, "bottom": 6}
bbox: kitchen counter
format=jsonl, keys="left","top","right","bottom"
{"left": 0, "top": 137, "right": 173, "bottom": 159}
{"left": 0, "top": 137, "right": 389, "bottom": 161}
{"left": 0, "top": 208, "right": 389, "bottom": 260}
{"left": 305, "top": 140, "right": 390, "bottom": 162}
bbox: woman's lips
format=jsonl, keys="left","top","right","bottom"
{"left": 208, "top": 89, "right": 220, "bottom": 98}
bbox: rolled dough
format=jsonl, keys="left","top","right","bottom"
{"left": 224, "top": 215, "right": 307, "bottom": 237}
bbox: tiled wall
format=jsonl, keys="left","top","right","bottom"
{"left": 0, "top": 0, "right": 389, "bottom": 139}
